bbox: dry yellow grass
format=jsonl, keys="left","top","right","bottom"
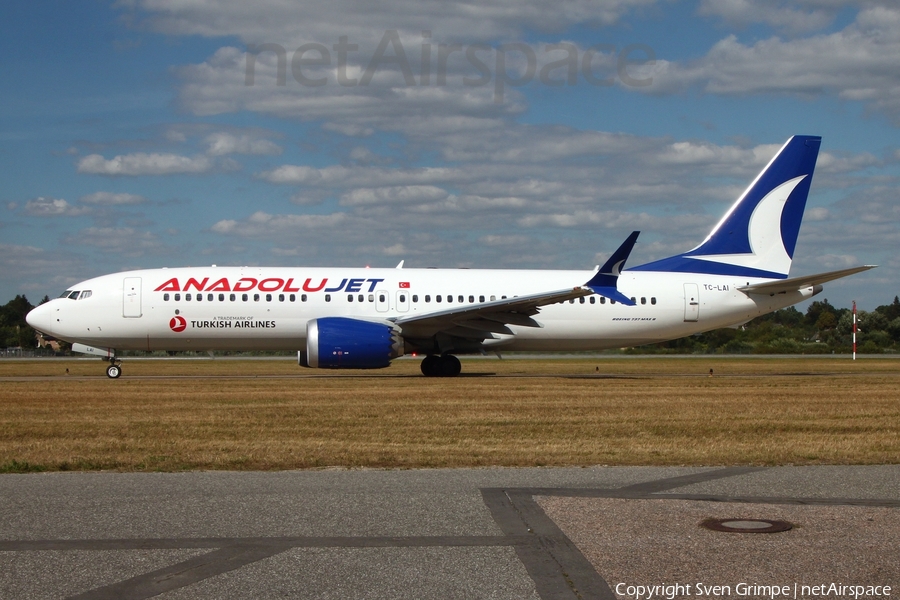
{"left": 1, "top": 357, "right": 898, "bottom": 471}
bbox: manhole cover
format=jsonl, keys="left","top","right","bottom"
{"left": 701, "top": 518, "right": 793, "bottom": 533}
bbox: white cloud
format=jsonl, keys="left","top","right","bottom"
{"left": 210, "top": 211, "right": 349, "bottom": 236}
{"left": 23, "top": 197, "right": 90, "bottom": 217}
{"left": 323, "top": 122, "right": 374, "bottom": 137}
{"left": 80, "top": 192, "right": 148, "bottom": 205}
{"left": 204, "top": 132, "right": 282, "bottom": 156}
{"left": 479, "top": 234, "right": 529, "bottom": 246}
{"left": 132, "top": 0, "right": 656, "bottom": 44}
{"left": 643, "top": 6, "right": 900, "bottom": 122}
{"left": 64, "top": 227, "right": 166, "bottom": 257}
{"left": 697, "top": 0, "right": 837, "bottom": 34}
{"left": 77, "top": 152, "right": 214, "bottom": 176}
{"left": 806, "top": 206, "right": 831, "bottom": 221}
{"left": 259, "top": 164, "right": 462, "bottom": 187}
{"left": 339, "top": 185, "right": 449, "bottom": 206}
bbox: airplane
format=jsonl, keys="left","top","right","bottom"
{"left": 26, "top": 135, "right": 874, "bottom": 378}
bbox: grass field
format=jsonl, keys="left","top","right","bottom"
{"left": 1, "top": 356, "right": 898, "bottom": 472}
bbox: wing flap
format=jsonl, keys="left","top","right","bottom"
{"left": 395, "top": 286, "right": 590, "bottom": 338}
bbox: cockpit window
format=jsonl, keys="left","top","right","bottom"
{"left": 59, "top": 290, "right": 72, "bottom": 299}
{"left": 67, "top": 290, "right": 80, "bottom": 300}
{"left": 79, "top": 290, "right": 92, "bottom": 300}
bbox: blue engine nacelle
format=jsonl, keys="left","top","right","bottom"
{"left": 301, "top": 317, "right": 404, "bottom": 369}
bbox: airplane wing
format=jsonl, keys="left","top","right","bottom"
{"left": 737, "top": 265, "right": 877, "bottom": 295}
{"left": 393, "top": 286, "right": 593, "bottom": 340}
{"left": 394, "top": 232, "right": 641, "bottom": 343}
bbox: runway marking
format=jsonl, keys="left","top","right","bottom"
{"left": 2, "top": 468, "right": 896, "bottom": 600}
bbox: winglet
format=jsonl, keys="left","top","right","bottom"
{"left": 585, "top": 231, "right": 639, "bottom": 306}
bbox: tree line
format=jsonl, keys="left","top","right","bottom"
{"left": 2, "top": 294, "right": 900, "bottom": 354}
{"left": 633, "top": 296, "right": 900, "bottom": 354}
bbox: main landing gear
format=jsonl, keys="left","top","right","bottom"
{"left": 420, "top": 354, "right": 461, "bottom": 377}
{"left": 106, "top": 358, "right": 122, "bottom": 379}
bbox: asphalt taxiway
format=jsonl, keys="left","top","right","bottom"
{"left": 1, "top": 466, "right": 898, "bottom": 599}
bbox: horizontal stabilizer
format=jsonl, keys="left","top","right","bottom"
{"left": 738, "top": 265, "right": 877, "bottom": 295}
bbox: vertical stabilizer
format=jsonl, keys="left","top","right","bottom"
{"left": 632, "top": 135, "right": 821, "bottom": 279}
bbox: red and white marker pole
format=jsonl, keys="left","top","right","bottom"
{"left": 852, "top": 301, "right": 857, "bottom": 360}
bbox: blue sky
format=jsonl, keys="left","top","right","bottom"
{"left": 2, "top": 0, "right": 898, "bottom": 310}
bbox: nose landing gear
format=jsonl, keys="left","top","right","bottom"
{"left": 106, "top": 358, "right": 122, "bottom": 379}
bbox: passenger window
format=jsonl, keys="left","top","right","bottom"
{"left": 197, "top": 294, "right": 203, "bottom": 302}
{"left": 579, "top": 297, "right": 585, "bottom": 304}
{"left": 501, "top": 295, "right": 507, "bottom": 299}
{"left": 229, "top": 293, "right": 236, "bottom": 301}
{"left": 207, "top": 294, "right": 214, "bottom": 301}
{"left": 436, "top": 295, "right": 442, "bottom": 303}
{"left": 479, "top": 295, "right": 485, "bottom": 303}
{"left": 447, "top": 295, "right": 452, "bottom": 303}
{"left": 301, "top": 294, "right": 307, "bottom": 302}
{"left": 631, "top": 297, "right": 636, "bottom": 304}
{"left": 569, "top": 299, "right": 574, "bottom": 304}
{"left": 279, "top": 294, "right": 285, "bottom": 302}
{"left": 185, "top": 293, "right": 191, "bottom": 301}
{"left": 468, "top": 295, "right": 474, "bottom": 303}
{"left": 425, "top": 295, "right": 431, "bottom": 303}
{"left": 590, "top": 296, "right": 595, "bottom": 304}
{"left": 490, "top": 295, "right": 496, "bottom": 301}
{"left": 164, "top": 293, "right": 170, "bottom": 301}
{"left": 174, "top": 293, "right": 181, "bottom": 301}
{"left": 379, "top": 294, "right": 386, "bottom": 302}
{"left": 254, "top": 294, "right": 260, "bottom": 302}
{"left": 611, "top": 299, "right": 616, "bottom": 304}
{"left": 651, "top": 297, "right": 657, "bottom": 305}
{"left": 412, "top": 295, "right": 418, "bottom": 302}
{"left": 219, "top": 293, "right": 225, "bottom": 301}
{"left": 600, "top": 297, "right": 606, "bottom": 304}
{"left": 325, "top": 294, "right": 331, "bottom": 302}
{"left": 290, "top": 294, "right": 296, "bottom": 302}
{"left": 266, "top": 294, "right": 272, "bottom": 302}
{"left": 242, "top": 293, "right": 248, "bottom": 301}
{"left": 359, "top": 294, "right": 364, "bottom": 302}
{"left": 369, "top": 294, "right": 375, "bottom": 302}
{"left": 348, "top": 294, "right": 354, "bottom": 302}
{"left": 641, "top": 297, "right": 646, "bottom": 305}
{"left": 399, "top": 294, "right": 406, "bottom": 302}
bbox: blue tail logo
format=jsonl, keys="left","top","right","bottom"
{"left": 632, "top": 135, "right": 821, "bottom": 279}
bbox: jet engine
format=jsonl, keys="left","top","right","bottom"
{"left": 300, "top": 317, "right": 404, "bottom": 369}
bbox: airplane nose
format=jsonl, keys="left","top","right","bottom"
{"left": 26, "top": 303, "right": 54, "bottom": 334}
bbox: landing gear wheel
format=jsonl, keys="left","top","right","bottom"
{"left": 420, "top": 354, "right": 461, "bottom": 377}
{"left": 439, "top": 354, "right": 461, "bottom": 377}
{"left": 420, "top": 355, "right": 441, "bottom": 377}
{"left": 106, "top": 364, "right": 121, "bottom": 379}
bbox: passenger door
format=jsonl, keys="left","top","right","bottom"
{"left": 123, "top": 277, "right": 142, "bottom": 318}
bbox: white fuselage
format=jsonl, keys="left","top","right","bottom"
{"left": 28, "top": 266, "right": 816, "bottom": 353}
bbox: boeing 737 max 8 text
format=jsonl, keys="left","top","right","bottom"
{"left": 26, "top": 135, "right": 875, "bottom": 377}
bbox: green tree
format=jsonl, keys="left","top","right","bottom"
{"left": 0, "top": 295, "right": 36, "bottom": 348}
